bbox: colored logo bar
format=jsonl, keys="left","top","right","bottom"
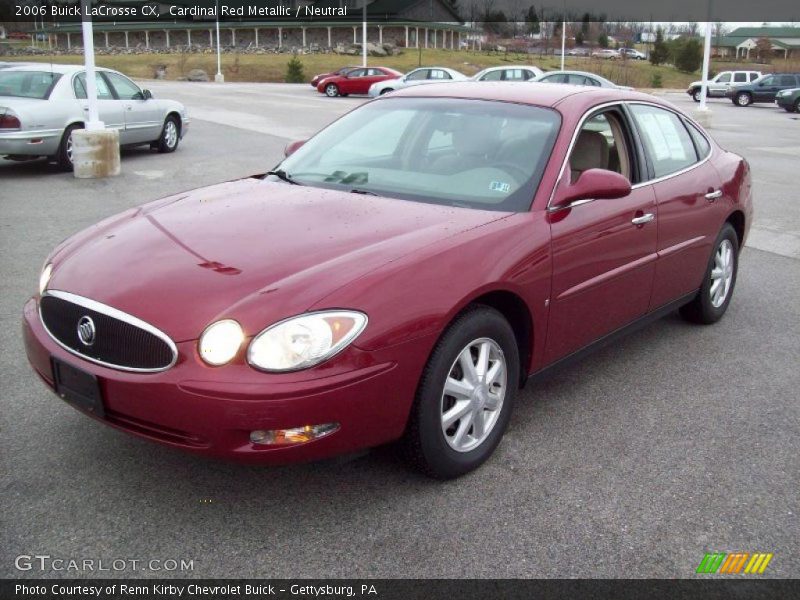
{"left": 696, "top": 552, "right": 773, "bottom": 574}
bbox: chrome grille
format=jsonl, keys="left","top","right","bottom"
{"left": 39, "top": 291, "right": 177, "bottom": 372}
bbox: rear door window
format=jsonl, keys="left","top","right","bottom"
{"left": 779, "top": 75, "right": 797, "bottom": 86}
{"left": 733, "top": 72, "right": 747, "bottom": 83}
{"left": 629, "top": 104, "right": 699, "bottom": 179}
{"left": 73, "top": 72, "right": 115, "bottom": 100}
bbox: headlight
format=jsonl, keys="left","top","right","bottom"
{"left": 198, "top": 319, "right": 244, "bottom": 366}
{"left": 247, "top": 311, "right": 367, "bottom": 372}
{"left": 39, "top": 263, "right": 53, "bottom": 296}
{"left": 777, "top": 90, "right": 788, "bottom": 97}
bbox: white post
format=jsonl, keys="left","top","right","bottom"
{"left": 81, "top": 8, "right": 103, "bottom": 130}
{"left": 362, "top": 2, "right": 367, "bottom": 68}
{"left": 302, "top": 27, "right": 306, "bottom": 47}
{"left": 561, "top": 21, "right": 566, "bottom": 70}
{"left": 695, "top": 3, "right": 714, "bottom": 127}
{"left": 74, "top": 0, "right": 120, "bottom": 178}
{"left": 124, "top": 31, "right": 129, "bottom": 48}
{"left": 379, "top": 26, "right": 383, "bottom": 45}
{"left": 145, "top": 30, "right": 149, "bottom": 49}
{"left": 278, "top": 27, "right": 283, "bottom": 49}
{"left": 405, "top": 26, "right": 409, "bottom": 48}
{"left": 187, "top": 29, "right": 191, "bottom": 47}
{"left": 67, "top": 33, "right": 71, "bottom": 49}
{"left": 254, "top": 28, "right": 258, "bottom": 47}
{"left": 415, "top": 27, "right": 419, "bottom": 49}
{"left": 165, "top": 30, "right": 170, "bottom": 48}
{"left": 328, "top": 27, "right": 332, "bottom": 47}
{"left": 215, "top": 2, "right": 224, "bottom": 82}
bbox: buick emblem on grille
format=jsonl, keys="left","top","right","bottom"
{"left": 77, "top": 316, "right": 96, "bottom": 346}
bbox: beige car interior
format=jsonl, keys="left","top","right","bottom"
{"left": 569, "top": 112, "right": 631, "bottom": 183}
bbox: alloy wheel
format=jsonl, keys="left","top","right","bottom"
{"left": 164, "top": 120, "right": 178, "bottom": 149}
{"left": 440, "top": 338, "right": 506, "bottom": 453}
{"left": 710, "top": 239, "right": 734, "bottom": 308}
{"left": 66, "top": 133, "right": 74, "bottom": 164}
{"left": 736, "top": 92, "right": 751, "bottom": 106}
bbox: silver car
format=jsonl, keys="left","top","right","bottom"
{"left": 0, "top": 63, "right": 188, "bottom": 169}
{"left": 532, "top": 70, "right": 633, "bottom": 90}
{"left": 368, "top": 67, "right": 467, "bottom": 97}
{"left": 470, "top": 65, "right": 544, "bottom": 82}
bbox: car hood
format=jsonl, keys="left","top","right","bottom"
{"left": 48, "top": 178, "right": 508, "bottom": 342}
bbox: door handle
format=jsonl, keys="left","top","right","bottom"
{"left": 705, "top": 190, "right": 723, "bottom": 201}
{"left": 631, "top": 213, "right": 654, "bottom": 225}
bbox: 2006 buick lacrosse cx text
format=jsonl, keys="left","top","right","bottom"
{"left": 23, "top": 82, "right": 752, "bottom": 479}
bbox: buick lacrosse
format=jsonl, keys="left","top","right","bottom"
{"left": 23, "top": 83, "right": 752, "bottom": 478}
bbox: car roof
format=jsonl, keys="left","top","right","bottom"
{"left": 539, "top": 70, "right": 614, "bottom": 82}
{"left": 0, "top": 63, "right": 110, "bottom": 75}
{"left": 388, "top": 80, "right": 657, "bottom": 110}
{"left": 479, "top": 65, "right": 540, "bottom": 71}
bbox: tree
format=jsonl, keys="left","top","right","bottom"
{"left": 524, "top": 5, "right": 540, "bottom": 35}
{"left": 575, "top": 30, "right": 584, "bottom": 46}
{"left": 649, "top": 27, "right": 669, "bottom": 66}
{"left": 673, "top": 38, "right": 703, "bottom": 73}
{"left": 755, "top": 37, "right": 773, "bottom": 63}
{"left": 285, "top": 55, "right": 305, "bottom": 83}
{"left": 598, "top": 31, "right": 609, "bottom": 48}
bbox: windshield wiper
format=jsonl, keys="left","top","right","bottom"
{"left": 265, "top": 169, "right": 301, "bottom": 185}
{"left": 350, "top": 188, "right": 378, "bottom": 196}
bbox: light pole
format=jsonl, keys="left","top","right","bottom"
{"left": 362, "top": 1, "right": 368, "bottom": 68}
{"left": 215, "top": 0, "right": 224, "bottom": 82}
{"left": 696, "top": 1, "right": 714, "bottom": 126}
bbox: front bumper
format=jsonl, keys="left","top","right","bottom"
{"left": 23, "top": 297, "right": 430, "bottom": 464}
{"left": 776, "top": 95, "right": 795, "bottom": 108}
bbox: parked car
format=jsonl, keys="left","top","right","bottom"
{"left": 310, "top": 65, "right": 359, "bottom": 88}
{"left": 726, "top": 72, "right": 800, "bottom": 106}
{"left": 24, "top": 82, "right": 751, "bottom": 478}
{"left": 775, "top": 87, "right": 800, "bottom": 112}
{"left": 567, "top": 47, "right": 590, "bottom": 56}
{"left": 532, "top": 70, "right": 633, "bottom": 90}
{"left": 591, "top": 49, "right": 619, "bottom": 59}
{"left": 471, "top": 66, "right": 544, "bottom": 81}
{"left": 316, "top": 66, "right": 402, "bottom": 97}
{"left": 368, "top": 66, "right": 467, "bottom": 97}
{"left": 618, "top": 48, "right": 647, "bottom": 60}
{"left": 686, "top": 70, "right": 761, "bottom": 102}
{"left": 0, "top": 64, "right": 188, "bottom": 169}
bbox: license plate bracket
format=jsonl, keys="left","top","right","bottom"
{"left": 51, "top": 357, "right": 105, "bottom": 418}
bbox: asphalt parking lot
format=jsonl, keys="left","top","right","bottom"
{"left": 1, "top": 83, "right": 798, "bottom": 579}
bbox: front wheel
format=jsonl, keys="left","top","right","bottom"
{"left": 401, "top": 306, "right": 519, "bottom": 479}
{"left": 794, "top": 98, "right": 800, "bottom": 113}
{"left": 156, "top": 116, "right": 180, "bottom": 153}
{"left": 692, "top": 88, "right": 702, "bottom": 102}
{"left": 325, "top": 83, "right": 339, "bottom": 97}
{"left": 680, "top": 223, "right": 739, "bottom": 324}
{"left": 379, "top": 88, "right": 393, "bottom": 95}
{"left": 735, "top": 92, "right": 752, "bottom": 107}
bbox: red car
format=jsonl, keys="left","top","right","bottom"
{"left": 309, "top": 66, "right": 359, "bottom": 88}
{"left": 316, "top": 66, "right": 402, "bottom": 97}
{"left": 23, "top": 83, "right": 752, "bottom": 479}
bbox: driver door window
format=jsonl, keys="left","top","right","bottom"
{"left": 568, "top": 112, "right": 632, "bottom": 183}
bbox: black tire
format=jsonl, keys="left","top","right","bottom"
{"left": 400, "top": 305, "right": 520, "bottom": 479}
{"left": 794, "top": 99, "right": 800, "bottom": 113}
{"left": 680, "top": 223, "right": 739, "bottom": 325}
{"left": 324, "top": 83, "right": 339, "bottom": 97}
{"left": 379, "top": 88, "right": 393, "bottom": 95}
{"left": 734, "top": 92, "right": 752, "bottom": 107}
{"left": 55, "top": 123, "right": 81, "bottom": 171}
{"left": 692, "top": 88, "right": 702, "bottom": 102}
{"left": 156, "top": 115, "right": 180, "bottom": 153}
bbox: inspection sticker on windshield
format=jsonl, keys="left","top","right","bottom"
{"left": 490, "top": 181, "right": 511, "bottom": 193}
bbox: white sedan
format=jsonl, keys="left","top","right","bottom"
{"left": 0, "top": 63, "right": 188, "bottom": 169}
{"left": 368, "top": 67, "right": 467, "bottom": 97}
{"left": 470, "top": 66, "right": 544, "bottom": 82}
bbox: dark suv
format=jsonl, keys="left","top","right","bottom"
{"left": 726, "top": 73, "right": 800, "bottom": 106}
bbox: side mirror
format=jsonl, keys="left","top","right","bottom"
{"left": 142, "top": 89, "right": 153, "bottom": 100}
{"left": 553, "top": 169, "right": 631, "bottom": 209}
{"left": 284, "top": 139, "right": 307, "bottom": 157}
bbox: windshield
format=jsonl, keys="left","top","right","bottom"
{"left": 0, "top": 71, "right": 61, "bottom": 99}
{"left": 272, "top": 97, "right": 561, "bottom": 212}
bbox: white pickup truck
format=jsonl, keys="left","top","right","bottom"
{"left": 687, "top": 70, "right": 762, "bottom": 102}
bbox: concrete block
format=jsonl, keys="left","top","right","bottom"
{"left": 72, "top": 129, "right": 121, "bottom": 179}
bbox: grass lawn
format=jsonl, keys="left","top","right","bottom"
{"left": 3, "top": 49, "right": 792, "bottom": 89}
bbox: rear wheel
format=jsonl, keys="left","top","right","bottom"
{"left": 680, "top": 223, "right": 739, "bottom": 324}
{"left": 55, "top": 123, "right": 81, "bottom": 171}
{"left": 325, "top": 83, "right": 339, "bottom": 97}
{"left": 401, "top": 306, "right": 519, "bottom": 479}
{"left": 735, "top": 91, "right": 752, "bottom": 106}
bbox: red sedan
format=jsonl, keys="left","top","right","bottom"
{"left": 316, "top": 66, "right": 402, "bottom": 97}
{"left": 23, "top": 83, "right": 752, "bottom": 478}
